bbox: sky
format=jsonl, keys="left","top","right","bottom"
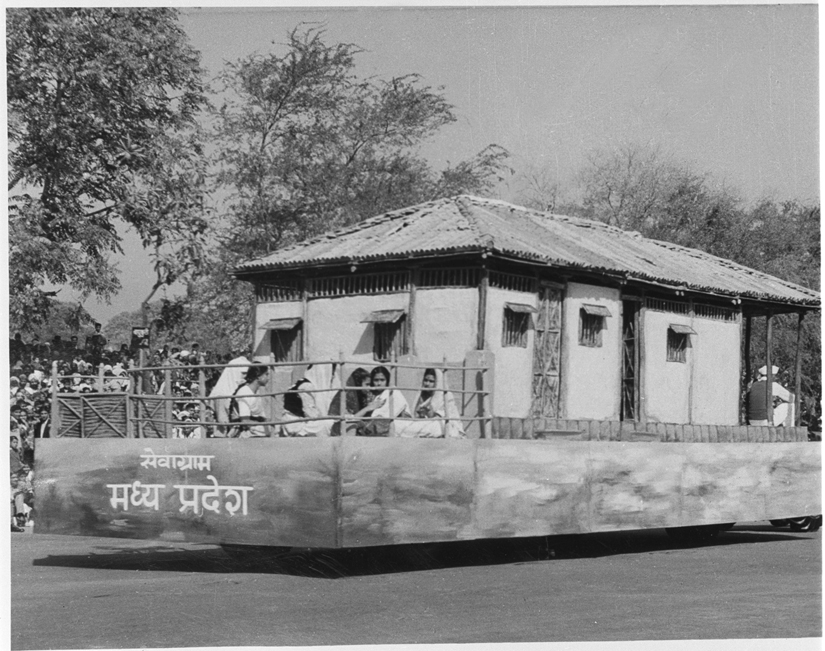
{"left": 58, "top": 3, "right": 820, "bottom": 324}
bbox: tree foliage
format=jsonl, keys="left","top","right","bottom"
{"left": 186, "top": 26, "right": 510, "bottom": 352}
{"left": 210, "top": 26, "right": 508, "bottom": 259}
{"left": 7, "top": 8, "right": 209, "bottom": 329}
{"left": 20, "top": 301, "right": 94, "bottom": 343}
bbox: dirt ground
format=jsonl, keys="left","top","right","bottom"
{"left": 10, "top": 523, "right": 821, "bottom": 650}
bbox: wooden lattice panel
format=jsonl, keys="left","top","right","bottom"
{"left": 56, "top": 394, "right": 127, "bottom": 438}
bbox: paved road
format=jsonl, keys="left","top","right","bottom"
{"left": 11, "top": 523, "right": 821, "bottom": 649}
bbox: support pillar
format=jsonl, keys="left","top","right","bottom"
{"left": 765, "top": 312, "right": 773, "bottom": 426}
{"left": 477, "top": 259, "right": 489, "bottom": 350}
{"left": 794, "top": 311, "right": 805, "bottom": 426}
{"left": 742, "top": 314, "right": 751, "bottom": 424}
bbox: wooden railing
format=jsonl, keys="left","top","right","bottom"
{"left": 52, "top": 358, "right": 492, "bottom": 439}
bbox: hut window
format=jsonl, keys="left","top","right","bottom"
{"left": 261, "top": 318, "right": 303, "bottom": 362}
{"left": 579, "top": 304, "right": 611, "bottom": 347}
{"left": 362, "top": 310, "right": 408, "bottom": 362}
{"left": 667, "top": 324, "right": 695, "bottom": 363}
{"left": 502, "top": 303, "right": 535, "bottom": 348}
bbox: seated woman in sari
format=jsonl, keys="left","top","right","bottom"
{"left": 328, "top": 367, "right": 371, "bottom": 436}
{"left": 395, "top": 368, "right": 465, "bottom": 438}
{"left": 280, "top": 363, "right": 339, "bottom": 437}
{"left": 351, "top": 366, "right": 410, "bottom": 437}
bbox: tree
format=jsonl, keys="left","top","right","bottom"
{"left": 211, "top": 26, "right": 508, "bottom": 259}
{"left": 7, "top": 8, "right": 209, "bottom": 330}
{"left": 512, "top": 161, "right": 563, "bottom": 212}
{"left": 188, "top": 26, "right": 509, "bottom": 352}
{"left": 23, "top": 301, "right": 94, "bottom": 343}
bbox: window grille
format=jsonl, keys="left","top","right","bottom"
{"left": 271, "top": 323, "right": 303, "bottom": 363}
{"left": 694, "top": 303, "right": 737, "bottom": 322}
{"left": 502, "top": 306, "right": 532, "bottom": 347}
{"left": 308, "top": 272, "right": 409, "bottom": 298}
{"left": 418, "top": 268, "right": 480, "bottom": 288}
{"left": 666, "top": 325, "right": 694, "bottom": 363}
{"left": 645, "top": 297, "right": 689, "bottom": 314}
{"left": 579, "top": 310, "right": 604, "bottom": 347}
{"left": 373, "top": 316, "right": 408, "bottom": 362}
{"left": 256, "top": 281, "right": 302, "bottom": 302}
{"left": 489, "top": 271, "right": 536, "bottom": 293}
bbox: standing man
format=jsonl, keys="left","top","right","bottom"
{"left": 86, "top": 322, "right": 107, "bottom": 365}
{"left": 747, "top": 365, "right": 792, "bottom": 426}
{"left": 33, "top": 404, "right": 51, "bottom": 439}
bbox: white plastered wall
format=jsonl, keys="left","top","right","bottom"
{"left": 307, "top": 293, "right": 409, "bottom": 363}
{"left": 642, "top": 311, "right": 740, "bottom": 426}
{"left": 643, "top": 310, "right": 692, "bottom": 423}
{"left": 485, "top": 286, "right": 536, "bottom": 417}
{"left": 690, "top": 316, "right": 740, "bottom": 425}
{"left": 562, "top": 283, "right": 621, "bottom": 420}
{"left": 413, "top": 288, "right": 478, "bottom": 363}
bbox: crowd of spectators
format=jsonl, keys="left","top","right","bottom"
{"left": 9, "top": 327, "right": 240, "bottom": 531}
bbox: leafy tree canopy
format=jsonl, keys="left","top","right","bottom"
{"left": 7, "top": 8, "right": 210, "bottom": 329}
{"left": 15, "top": 301, "right": 94, "bottom": 343}
{"left": 211, "top": 26, "right": 509, "bottom": 260}
{"left": 188, "top": 26, "right": 510, "bottom": 350}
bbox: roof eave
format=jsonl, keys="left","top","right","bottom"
{"left": 234, "top": 244, "right": 820, "bottom": 310}
{"left": 233, "top": 245, "right": 489, "bottom": 278}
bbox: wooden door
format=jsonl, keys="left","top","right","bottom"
{"left": 531, "top": 284, "right": 563, "bottom": 418}
{"left": 621, "top": 300, "right": 639, "bottom": 421}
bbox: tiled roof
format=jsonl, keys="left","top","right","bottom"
{"left": 236, "top": 195, "right": 820, "bottom": 307}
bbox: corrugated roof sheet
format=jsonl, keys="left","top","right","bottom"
{"left": 236, "top": 195, "right": 820, "bottom": 307}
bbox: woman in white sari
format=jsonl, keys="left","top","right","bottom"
{"left": 350, "top": 366, "right": 410, "bottom": 436}
{"left": 395, "top": 368, "right": 465, "bottom": 438}
{"left": 208, "top": 356, "right": 250, "bottom": 436}
{"left": 280, "top": 363, "right": 340, "bottom": 437}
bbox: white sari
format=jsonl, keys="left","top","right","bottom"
{"left": 208, "top": 356, "right": 251, "bottom": 424}
{"left": 281, "top": 363, "right": 340, "bottom": 437}
{"left": 395, "top": 368, "right": 465, "bottom": 438}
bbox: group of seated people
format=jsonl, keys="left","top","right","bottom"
{"left": 216, "top": 363, "right": 465, "bottom": 439}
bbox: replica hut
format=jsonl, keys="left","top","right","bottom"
{"left": 236, "top": 195, "right": 819, "bottom": 440}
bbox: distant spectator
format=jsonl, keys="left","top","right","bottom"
{"left": 86, "top": 322, "right": 107, "bottom": 363}
{"left": 748, "top": 365, "right": 792, "bottom": 426}
{"left": 11, "top": 404, "right": 29, "bottom": 441}
{"left": 32, "top": 404, "right": 51, "bottom": 439}
{"left": 19, "top": 436, "right": 34, "bottom": 467}
{"left": 9, "top": 438, "right": 24, "bottom": 475}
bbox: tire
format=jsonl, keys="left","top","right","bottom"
{"left": 769, "top": 519, "right": 790, "bottom": 527}
{"left": 788, "top": 516, "right": 822, "bottom": 533}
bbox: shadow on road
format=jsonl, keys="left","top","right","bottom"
{"left": 30, "top": 524, "right": 815, "bottom": 579}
